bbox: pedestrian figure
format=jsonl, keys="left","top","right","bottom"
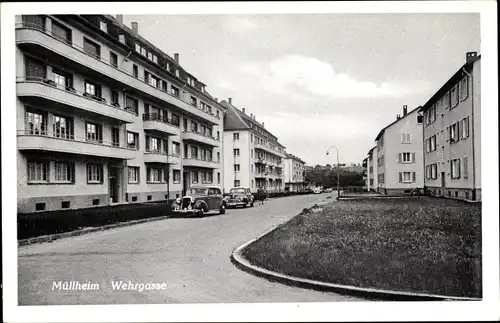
{"left": 257, "top": 187, "right": 267, "bottom": 205}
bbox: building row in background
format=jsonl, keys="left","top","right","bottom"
{"left": 363, "top": 52, "right": 481, "bottom": 201}
{"left": 16, "top": 14, "right": 307, "bottom": 213}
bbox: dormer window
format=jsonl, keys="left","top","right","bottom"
{"left": 141, "top": 48, "right": 146, "bottom": 56}
{"left": 99, "top": 21, "right": 107, "bottom": 33}
{"left": 152, "top": 55, "right": 158, "bottom": 64}
{"left": 147, "top": 52, "right": 153, "bottom": 60}
{"left": 175, "top": 69, "right": 179, "bottom": 78}
{"left": 135, "top": 43, "right": 141, "bottom": 53}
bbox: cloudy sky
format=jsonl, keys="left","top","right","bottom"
{"left": 122, "top": 13, "right": 480, "bottom": 166}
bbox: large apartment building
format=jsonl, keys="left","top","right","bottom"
{"left": 364, "top": 146, "right": 378, "bottom": 191}
{"left": 16, "top": 14, "right": 225, "bottom": 213}
{"left": 374, "top": 105, "right": 424, "bottom": 194}
{"left": 221, "top": 99, "right": 286, "bottom": 193}
{"left": 284, "top": 153, "right": 306, "bottom": 192}
{"left": 421, "top": 52, "right": 481, "bottom": 201}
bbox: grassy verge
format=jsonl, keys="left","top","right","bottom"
{"left": 241, "top": 197, "right": 482, "bottom": 298}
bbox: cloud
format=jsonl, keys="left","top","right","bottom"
{"left": 241, "top": 55, "right": 432, "bottom": 98}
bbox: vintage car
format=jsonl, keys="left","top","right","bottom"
{"left": 225, "top": 187, "right": 254, "bottom": 208}
{"left": 172, "top": 186, "right": 226, "bottom": 215}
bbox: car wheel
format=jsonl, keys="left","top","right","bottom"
{"left": 219, "top": 205, "right": 226, "bottom": 214}
{"left": 243, "top": 200, "right": 248, "bottom": 208}
{"left": 250, "top": 201, "right": 254, "bottom": 207}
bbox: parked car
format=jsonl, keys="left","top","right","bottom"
{"left": 172, "top": 186, "right": 226, "bottom": 216}
{"left": 225, "top": 187, "right": 254, "bottom": 208}
{"left": 312, "top": 187, "right": 322, "bottom": 194}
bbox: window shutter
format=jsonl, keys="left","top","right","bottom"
{"left": 466, "top": 117, "right": 470, "bottom": 137}
{"left": 162, "top": 139, "right": 168, "bottom": 153}
{"left": 412, "top": 172, "right": 416, "bottom": 183}
{"left": 412, "top": 153, "right": 416, "bottom": 163}
{"left": 145, "top": 135, "right": 150, "bottom": 151}
{"left": 398, "top": 172, "right": 402, "bottom": 183}
{"left": 398, "top": 153, "right": 402, "bottom": 164}
{"left": 458, "top": 159, "right": 461, "bottom": 178}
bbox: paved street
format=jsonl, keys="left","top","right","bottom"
{"left": 18, "top": 193, "right": 358, "bottom": 305}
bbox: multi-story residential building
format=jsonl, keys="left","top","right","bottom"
{"left": 374, "top": 105, "right": 424, "bottom": 194}
{"left": 221, "top": 99, "right": 286, "bottom": 193}
{"left": 364, "top": 146, "right": 378, "bottom": 191}
{"left": 421, "top": 52, "right": 481, "bottom": 201}
{"left": 284, "top": 153, "right": 306, "bottom": 192}
{"left": 16, "top": 14, "right": 224, "bottom": 213}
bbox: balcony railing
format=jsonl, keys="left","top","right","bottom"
{"left": 16, "top": 22, "right": 221, "bottom": 122}
{"left": 142, "top": 113, "right": 180, "bottom": 127}
{"left": 184, "top": 129, "right": 218, "bottom": 141}
{"left": 17, "top": 130, "right": 133, "bottom": 148}
{"left": 16, "top": 77, "right": 138, "bottom": 120}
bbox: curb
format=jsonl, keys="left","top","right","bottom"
{"left": 18, "top": 215, "right": 171, "bottom": 247}
{"left": 230, "top": 211, "right": 482, "bottom": 301}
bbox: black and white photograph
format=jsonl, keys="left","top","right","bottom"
{"left": 1, "top": 1, "right": 498, "bottom": 322}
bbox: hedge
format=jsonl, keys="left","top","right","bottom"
{"left": 18, "top": 201, "right": 173, "bottom": 240}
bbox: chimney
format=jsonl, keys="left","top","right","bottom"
{"left": 214, "top": 97, "right": 218, "bottom": 102}
{"left": 403, "top": 105, "right": 408, "bottom": 116}
{"left": 228, "top": 98, "right": 232, "bottom": 105}
{"left": 466, "top": 51, "right": 478, "bottom": 63}
{"left": 116, "top": 14, "right": 123, "bottom": 24}
{"left": 250, "top": 113, "right": 253, "bottom": 119}
{"left": 396, "top": 114, "right": 401, "bottom": 120}
{"left": 262, "top": 122, "right": 265, "bottom": 127}
{"left": 174, "top": 53, "right": 179, "bottom": 64}
{"left": 131, "top": 22, "right": 138, "bottom": 35}
{"left": 242, "top": 108, "right": 246, "bottom": 114}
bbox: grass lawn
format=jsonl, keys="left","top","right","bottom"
{"left": 241, "top": 197, "right": 482, "bottom": 298}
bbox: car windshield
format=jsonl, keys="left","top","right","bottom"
{"left": 186, "top": 188, "right": 208, "bottom": 196}
{"left": 230, "top": 188, "right": 246, "bottom": 195}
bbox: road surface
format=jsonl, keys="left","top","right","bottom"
{"left": 18, "top": 193, "right": 359, "bottom": 305}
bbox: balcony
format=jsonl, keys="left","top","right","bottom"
{"left": 143, "top": 150, "right": 181, "bottom": 164}
{"left": 183, "top": 157, "right": 219, "bottom": 169}
{"left": 182, "top": 130, "right": 220, "bottom": 147}
{"left": 254, "top": 143, "right": 285, "bottom": 158}
{"left": 16, "top": 24, "right": 221, "bottom": 125}
{"left": 17, "top": 131, "right": 136, "bottom": 159}
{"left": 16, "top": 78, "right": 137, "bottom": 123}
{"left": 143, "top": 114, "right": 181, "bottom": 136}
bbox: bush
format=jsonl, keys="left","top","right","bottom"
{"left": 18, "top": 201, "right": 173, "bottom": 240}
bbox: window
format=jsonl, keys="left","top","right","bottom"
{"left": 399, "top": 172, "right": 415, "bottom": 183}
{"left": 87, "top": 164, "right": 103, "bottom": 183}
{"left": 234, "top": 164, "right": 240, "bottom": 172}
{"left": 449, "top": 123, "right": 459, "bottom": 143}
{"left": 128, "top": 166, "right": 140, "bottom": 184}
{"left": 93, "top": 199, "right": 100, "bottom": 206}
{"left": 251, "top": 164, "right": 254, "bottom": 173}
{"left": 127, "top": 131, "right": 139, "bottom": 149}
{"left": 192, "top": 171, "right": 199, "bottom": 184}
{"left": 460, "top": 76, "right": 469, "bottom": 101}
{"left": 190, "top": 96, "right": 197, "bottom": 107}
{"left": 190, "top": 121, "right": 198, "bottom": 132}
{"left": 175, "top": 70, "right": 180, "bottom": 78}
{"left": 463, "top": 157, "right": 468, "bottom": 179}
{"left": 461, "top": 117, "right": 470, "bottom": 139}
{"left": 217, "top": 172, "right": 221, "bottom": 184}
{"left": 217, "top": 131, "right": 220, "bottom": 141}
{"left": 146, "top": 136, "right": 160, "bottom": 152}
{"left": 173, "top": 170, "right": 181, "bottom": 183}
{"left": 450, "top": 84, "right": 459, "bottom": 108}
{"left": 190, "top": 146, "right": 198, "bottom": 159}
{"left": 444, "top": 92, "right": 451, "bottom": 109}
{"left": 171, "top": 86, "right": 179, "bottom": 97}
{"left": 399, "top": 152, "right": 414, "bottom": 163}
{"left": 152, "top": 55, "right": 158, "bottom": 64}
{"left": 86, "top": 122, "right": 102, "bottom": 142}
{"left": 234, "top": 149, "right": 240, "bottom": 156}
{"left": 135, "top": 43, "right": 141, "bottom": 53}
{"left": 83, "top": 38, "right": 100, "bottom": 58}
{"left": 110, "top": 52, "right": 118, "bottom": 68}
{"left": 251, "top": 149, "right": 254, "bottom": 158}
{"left": 233, "top": 133, "right": 240, "bottom": 140}
{"left": 170, "top": 114, "right": 180, "bottom": 126}
{"left": 451, "top": 159, "right": 461, "bottom": 179}
{"left": 141, "top": 47, "right": 147, "bottom": 56}
{"left": 201, "top": 171, "right": 207, "bottom": 183}
{"left": 27, "top": 161, "right": 49, "bottom": 183}
{"left": 426, "top": 164, "right": 438, "bottom": 180}
{"left": 207, "top": 172, "right": 213, "bottom": 183}
{"left": 111, "top": 128, "right": 120, "bottom": 147}
{"left": 217, "top": 152, "right": 220, "bottom": 163}
{"left": 99, "top": 20, "right": 107, "bottom": 32}
{"left": 417, "top": 115, "right": 423, "bottom": 124}
{"left": 162, "top": 80, "right": 168, "bottom": 92}
{"left": 426, "top": 105, "right": 437, "bottom": 125}
{"left": 234, "top": 180, "right": 241, "bottom": 187}
{"left": 401, "top": 132, "right": 411, "bottom": 144}
{"left": 172, "top": 142, "right": 180, "bottom": 156}
{"left": 111, "top": 90, "right": 119, "bottom": 106}
{"left": 53, "top": 71, "right": 70, "bottom": 89}
{"left": 133, "top": 64, "right": 139, "bottom": 78}
{"left": 52, "top": 20, "right": 71, "bottom": 44}
{"left": 25, "top": 56, "right": 46, "bottom": 80}
{"left": 22, "top": 15, "right": 45, "bottom": 29}
{"left": 147, "top": 167, "right": 164, "bottom": 183}
{"left": 54, "top": 162, "right": 74, "bottom": 183}
{"left": 53, "top": 115, "right": 73, "bottom": 139}
{"left": 84, "top": 80, "right": 101, "bottom": 98}
{"left": 125, "top": 96, "right": 138, "bottom": 114}
{"left": 26, "top": 110, "right": 46, "bottom": 135}
{"left": 147, "top": 52, "right": 153, "bottom": 60}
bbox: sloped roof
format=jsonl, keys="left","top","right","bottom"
{"left": 374, "top": 106, "right": 422, "bottom": 141}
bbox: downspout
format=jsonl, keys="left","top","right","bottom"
{"left": 462, "top": 66, "right": 476, "bottom": 200}
{"left": 421, "top": 108, "right": 426, "bottom": 192}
